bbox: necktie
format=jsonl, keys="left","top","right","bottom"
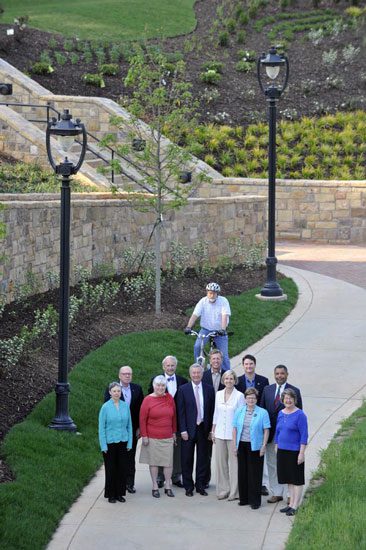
{"left": 195, "top": 385, "right": 202, "bottom": 425}
{"left": 167, "top": 376, "right": 174, "bottom": 382}
{"left": 274, "top": 385, "right": 281, "bottom": 407}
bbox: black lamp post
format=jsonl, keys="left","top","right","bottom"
{"left": 46, "top": 109, "right": 87, "bottom": 431}
{"left": 257, "top": 46, "right": 289, "bottom": 299}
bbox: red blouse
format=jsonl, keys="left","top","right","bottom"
{"left": 139, "top": 393, "right": 177, "bottom": 439}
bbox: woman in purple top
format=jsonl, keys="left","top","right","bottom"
{"left": 275, "top": 388, "right": 308, "bottom": 516}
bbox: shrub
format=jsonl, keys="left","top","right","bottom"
{"left": 218, "top": 31, "right": 229, "bottom": 46}
{"left": 235, "top": 60, "right": 253, "bottom": 72}
{"left": 239, "top": 12, "right": 249, "bottom": 25}
{"left": 226, "top": 18, "right": 236, "bottom": 33}
{"left": 54, "top": 51, "right": 67, "bottom": 66}
{"left": 322, "top": 49, "right": 338, "bottom": 65}
{"left": 200, "top": 69, "right": 221, "bottom": 85}
{"left": 83, "top": 73, "right": 105, "bottom": 87}
{"left": 237, "top": 30, "right": 246, "bottom": 44}
{"left": 99, "top": 63, "right": 119, "bottom": 75}
{"left": 31, "top": 61, "right": 54, "bottom": 75}
{"left": 202, "top": 60, "right": 224, "bottom": 73}
{"left": 70, "top": 53, "right": 79, "bottom": 65}
{"left": 342, "top": 44, "right": 360, "bottom": 62}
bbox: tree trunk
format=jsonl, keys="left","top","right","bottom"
{"left": 154, "top": 220, "right": 161, "bottom": 316}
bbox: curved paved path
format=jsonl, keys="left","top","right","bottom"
{"left": 48, "top": 242, "right": 366, "bottom": 550}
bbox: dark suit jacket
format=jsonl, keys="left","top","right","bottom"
{"left": 104, "top": 382, "right": 144, "bottom": 435}
{"left": 260, "top": 382, "right": 303, "bottom": 442}
{"left": 176, "top": 382, "right": 215, "bottom": 438}
{"left": 236, "top": 373, "right": 269, "bottom": 403}
{"left": 202, "top": 369, "right": 225, "bottom": 392}
{"left": 147, "top": 373, "right": 188, "bottom": 400}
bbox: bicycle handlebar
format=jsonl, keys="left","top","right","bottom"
{"left": 185, "top": 329, "right": 233, "bottom": 337}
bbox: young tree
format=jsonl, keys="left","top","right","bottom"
{"left": 102, "top": 45, "right": 209, "bottom": 315}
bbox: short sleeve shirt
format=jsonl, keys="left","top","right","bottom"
{"left": 193, "top": 296, "right": 231, "bottom": 331}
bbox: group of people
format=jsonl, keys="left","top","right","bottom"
{"left": 98, "top": 283, "right": 308, "bottom": 517}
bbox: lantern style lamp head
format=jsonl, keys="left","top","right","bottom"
{"left": 46, "top": 109, "right": 87, "bottom": 176}
{"left": 257, "top": 46, "right": 289, "bottom": 99}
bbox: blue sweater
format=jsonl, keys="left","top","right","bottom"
{"left": 98, "top": 399, "right": 133, "bottom": 452}
{"left": 233, "top": 404, "right": 271, "bottom": 451}
{"left": 275, "top": 409, "right": 308, "bottom": 451}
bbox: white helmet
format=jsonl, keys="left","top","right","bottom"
{"left": 206, "top": 282, "right": 220, "bottom": 293}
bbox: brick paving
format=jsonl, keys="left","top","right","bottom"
{"left": 277, "top": 241, "right": 366, "bottom": 289}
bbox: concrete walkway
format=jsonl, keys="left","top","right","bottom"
{"left": 48, "top": 243, "right": 366, "bottom": 550}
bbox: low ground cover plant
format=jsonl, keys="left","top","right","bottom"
{"left": 182, "top": 111, "right": 366, "bottom": 180}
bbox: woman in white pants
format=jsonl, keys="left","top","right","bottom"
{"left": 211, "top": 370, "right": 245, "bottom": 500}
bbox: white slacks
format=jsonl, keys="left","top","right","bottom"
{"left": 215, "top": 438, "right": 239, "bottom": 500}
{"left": 266, "top": 441, "right": 286, "bottom": 497}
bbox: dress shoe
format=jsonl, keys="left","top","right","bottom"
{"left": 217, "top": 494, "right": 229, "bottom": 500}
{"left": 250, "top": 504, "right": 260, "bottom": 509}
{"left": 238, "top": 501, "right": 248, "bottom": 506}
{"left": 286, "top": 507, "right": 297, "bottom": 516}
{"left": 196, "top": 488, "right": 208, "bottom": 496}
{"left": 152, "top": 489, "right": 160, "bottom": 498}
{"left": 280, "top": 505, "right": 291, "bottom": 513}
{"left": 261, "top": 485, "right": 269, "bottom": 496}
{"left": 185, "top": 490, "right": 194, "bottom": 497}
{"left": 204, "top": 482, "right": 210, "bottom": 489}
{"left": 157, "top": 480, "right": 164, "bottom": 488}
{"left": 267, "top": 495, "right": 283, "bottom": 503}
{"left": 108, "top": 498, "right": 116, "bottom": 503}
{"left": 172, "top": 480, "right": 184, "bottom": 488}
{"left": 126, "top": 485, "right": 136, "bottom": 494}
{"left": 116, "top": 496, "right": 126, "bottom": 502}
{"left": 164, "top": 488, "right": 175, "bottom": 497}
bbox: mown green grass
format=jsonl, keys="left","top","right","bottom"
{"left": 0, "top": 278, "right": 297, "bottom": 549}
{"left": 1, "top": 0, "right": 196, "bottom": 41}
{"left": 286, "top": 401, "right": 366, "bottom": 549}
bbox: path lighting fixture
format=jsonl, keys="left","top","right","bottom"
{"left": 132, "top": 138, "right": 146, "bottom": 151}
{"left": 179, "top": 170, "right": 192, "bottom": 184}
{"left": 46, "top": 109, "right": 87, "bottom": 431}
{"left": 256, "top": 46, "right": 289, "bottom": 300}
{"left": 0, "top": 83, "right": 12, "bottom": 95}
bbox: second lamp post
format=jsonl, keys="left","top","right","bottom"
{"left": 257, "top": 46, "right": 289, "bottom": 299}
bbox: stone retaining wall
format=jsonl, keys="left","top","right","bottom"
{"left": 0, "top": 194, "right": 266, "bottom": 301}
{"left": 200, "top": 178, "right": 366, "bottom": 244}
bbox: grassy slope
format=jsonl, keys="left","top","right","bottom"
{"left": 0, "top": 278, "right": 297, "bottom": 549}
{"left": 286, "top": 401, "right": 366, "bottom": 549}
{"left": 1, "top": 0, "right": 196, "bottom": 41}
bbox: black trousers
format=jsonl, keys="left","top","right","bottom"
{"left": 126, "top": 435, "right": 138, "bottom": 487}
{"left": 205, "top": 439, "right": 213, "bottom": 484}
{"left": 237, "top": 441, "right": 264, "bottom": 507}
{"left": 103, "top": 441, "right": 128, "bottom": 499}
{"left": 181, "top": 424, "right": 210, "bottom": 492}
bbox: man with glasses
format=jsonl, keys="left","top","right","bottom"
{"left": 104, "top": 366, "right": 143, "bottom": 494}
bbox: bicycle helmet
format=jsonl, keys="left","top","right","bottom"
{"left": 206, "top": 282, "right": 221, "bottom": 293}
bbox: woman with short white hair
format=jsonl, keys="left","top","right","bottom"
{"left": 139, "top": 375, "right": 177, "bottom": 498}
{"left": 211, "top": 369, "right": 244, "bottom": 500}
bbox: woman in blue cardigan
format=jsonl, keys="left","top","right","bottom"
{"left": 99, "top": 382, "right": 133, "bottom": 503}
{"left": 232, "top": 387, "right": 270, "bottom": 509}
{"left": 275, "top": 388, "right": 308, "bottom": 516}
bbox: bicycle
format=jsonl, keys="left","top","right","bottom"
{"left": 185, "top": 329, "right": 231, "bottom": 370}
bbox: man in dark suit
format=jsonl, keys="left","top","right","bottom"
{"left": 104, "top": 365, "right": 143, "bottom": 494}
{"left": 177, "top": 363, "right": 215, "bottom": 497}
{"left": 148, "top": 355, "right": 188, "bottom": 488}
{"left": 202, "top": 349, "right": 225, "bottom": 487}
{"left": 236, "top": 354, "right": 269, "bottom": 404}
{"left": 260, "top": 364, "right": 302, "bottom": 503}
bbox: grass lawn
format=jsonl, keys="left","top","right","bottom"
{"left": 1, "top": 0, "right": 196, "bottom": 41}
{"left": 0, "top": 279, "right": 297, "bottom": 549}
{"left": 287, "top": 401, "right": 366, "bottom": 549}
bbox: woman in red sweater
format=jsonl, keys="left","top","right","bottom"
{"left": 139, "top": 375, "right": 177, "bottom": 498}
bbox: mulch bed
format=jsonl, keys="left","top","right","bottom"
{"left": 0, "top": 0, "right": 364, "bottom": 126}
{"left": 0, "top": 266, "right": 265, "bottom": 482}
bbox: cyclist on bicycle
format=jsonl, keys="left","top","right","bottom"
{"left": 184, "top": 282, "right": 231, "bottom": 371}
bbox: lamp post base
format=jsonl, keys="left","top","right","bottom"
{"left": 49, "top": 382, "right": 77, "bottom": 432}
{"left": 49, "top": 417, "right": 77, "bottom": 432}
{"left": 255, "top": 292, "right": 287, "bottom": 302}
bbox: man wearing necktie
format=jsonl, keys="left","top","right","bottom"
{"left": 260, "top": 365, "right": 302, "bottom": 503}
{"left": 104, "top": 366, "right": 143, "bottom": 494}
{"left": 177, "top": 364, "right": 215, "bottom": 496}
{"left": 148, "top": 356, "right": 188, "bottom": 488}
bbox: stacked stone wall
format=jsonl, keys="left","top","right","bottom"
{"left": 200, "top": 178, "right": 366, "bottom": 244}
{"left": 0, "top": 194, "right": 266, "bottom": 301}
